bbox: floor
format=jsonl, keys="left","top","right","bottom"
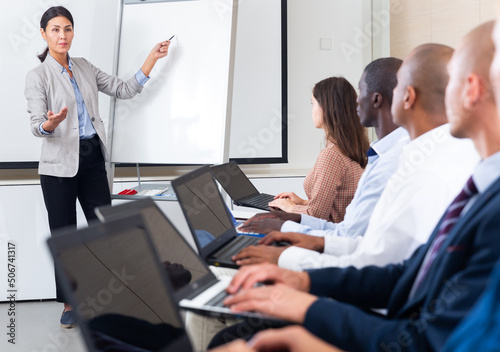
{"left": 0, "top": 300, "right": 86, "bottom": 352}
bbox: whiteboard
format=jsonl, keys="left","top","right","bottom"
{"left": 3, "top": 0, "right": 285, "bottom": 168}
{"left": 0, "top": 1, "right": 42, "bottom": 164}
{"left": 110, "top": 0, "right": 235, "bottom": 165}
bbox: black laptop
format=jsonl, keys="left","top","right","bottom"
{"left": 53, "top": 202, "right": 280, "bottom": 330}
{"left": 47, "top": 215, "right": 193, "bottom": 352}
{"left": 172, "top": 166, "right": 288, "bottom": 269}
{"left": 95, "top": 198, "right": 226, "bottom": 304}
{"left": 211, "top": 161, "right": 275, "bottom": 211}
{"left": 171, "top": 166, "right": 262, "bottom": 268}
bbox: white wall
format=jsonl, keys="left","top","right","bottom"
{"left": 241, "top": 0, "right": 375, "bottom": 175}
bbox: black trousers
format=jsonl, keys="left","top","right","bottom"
{"left": 41, "top": 136, "right": 111, "bottom": 302}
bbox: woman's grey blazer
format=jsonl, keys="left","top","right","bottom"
{"left": 25, "top": 56, "right": 143, "bottom": 177}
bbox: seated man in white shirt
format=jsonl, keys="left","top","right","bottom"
{"left": 185, "top": 57, "right": 406, "bottom": 350}
{"left": 233, "top": 44, "right": 480, "bottom": 271}
{"left": 236, "top": 57, "right": 408, "bottom": 257}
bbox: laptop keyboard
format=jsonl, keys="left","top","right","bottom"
{"left": 242, "top": 193, "right": 275, "bottom": 209}
{"left": 205, "top": 290, "right": 229, "bottom": 308}
{"left": 205, "top": 282, "right": 267, "bottom": 308}
{"left": 211, "top": 235, "right": 260, "bottom": 262}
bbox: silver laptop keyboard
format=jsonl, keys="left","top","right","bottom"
{"left": 205, "top": 290, "right": 229, "bottom": 308}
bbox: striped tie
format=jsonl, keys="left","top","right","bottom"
{"left": 410, "top": 176, "right": 478, "bottom": 296}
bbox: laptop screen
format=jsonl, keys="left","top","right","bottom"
{"left": 211, "top": 161, "right": 260, "bottom": 201}
{"left": 48, "top": 216, "right": 192, "bottom": 352}
{"left": 173, "top": 166, "right": 237, "bottom": 256}
{"left": 96, "top": 199, "right": 220, "bottom": 301}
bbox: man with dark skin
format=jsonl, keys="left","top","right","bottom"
{"left": 189, "top": 58, "right": 408, "bottom": 350}
{"left": 233, "top": 58, "right": 408, "bottom": 265}
{"left": 210, "top": 36, "right": 500, "bottom": 351}
{"left": 233, "top": 44, "right": 478, "bottom": 270}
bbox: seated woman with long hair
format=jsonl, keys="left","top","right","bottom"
{"left": 269, "top": 76, "right": 369, "bottom": 222}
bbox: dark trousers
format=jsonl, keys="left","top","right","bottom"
{"left": 41, "top": 136, "right": 111, "bottom": 302}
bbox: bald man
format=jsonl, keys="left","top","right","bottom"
{"left": 439, "top": 20, "right": 500, "bottom": 352}
{"left": 211, "top": 35, "right": 500, "bottom": 352}
{"left": 232, "top": 44, "right": 479, "bottom": 272}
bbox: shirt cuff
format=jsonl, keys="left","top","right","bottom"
{"left": 281, "top": 220, "right": 314, "bottom": 233}
{"left": 323, "top": 235, "right": 361, "bottom": 256}
{"left": 39, "top": 122, "right": 54, "bottom": 135}
{"left": 135, "top": 69, "right": 150, "bottom": 86}
{"left": 280, "top": 220, "right": 327, "bottom": 238}
{"left": 278, "top": 246, "right": 323, "bottom": 271}
{"left": 300, "top": 214, "right": 331, "bottom": 230}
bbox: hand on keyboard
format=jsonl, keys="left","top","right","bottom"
{"left": 231, "top": 245, "right": 288, "bottom": 266}
{"left": 258, "top": 232, "right": 324, "bottom": 252}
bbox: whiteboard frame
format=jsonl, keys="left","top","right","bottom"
{"left": 107, "top": 0, "right": 237, "bottom": 171}
{"left": 108, "top": 0, "right": 288, "bottom": 169}
{"left": 230, "top": 0, "right": 288, "bottom": 165}
{"left": 3, "top": 0, "right": 287, "bottom": 169}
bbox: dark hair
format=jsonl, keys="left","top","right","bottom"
{"left": 313, "top": 77, "right": 370, "bottom": 168}
{"left": 38, "top": 6, "right": 74, "bottom": 62}
{"left": 363, "top": 57, "right": 403, "bottom": 107}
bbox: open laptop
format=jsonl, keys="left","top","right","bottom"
{"left": 50, "top": 205, "right": 281, "bottom": 335}
{"left": 47, "top": 214, "right": 193, "bottom": 352}
{"left": 172, "top": 166, "right": 288, "bottom": 269}
{"left": 211, "top": 161, "right": 276, "bottom": 211}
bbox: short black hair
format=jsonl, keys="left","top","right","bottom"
{"left": 363, "top": 57, "right": 403, "bottom": 106}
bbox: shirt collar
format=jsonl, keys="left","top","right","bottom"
{"left": 47, "top": 52, "right": 72, "bottom": 73}
{"left": 402, "top": 123, "right": 451, "bottom": 157}
{"left": 472, "top": 150, "right": 500, "bottom": 194}
{"left": 370, "top": 127, "right": 409, "bottom": 157}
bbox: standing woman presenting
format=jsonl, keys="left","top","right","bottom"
{"left": 269, "top": 77, "right": 370, "bottom": 222}
{"left": 25, "top": 6, "right": 170, "bottom": 327}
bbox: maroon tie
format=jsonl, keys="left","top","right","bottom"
{"left": 410, "top": 177, "right": 478, "bottom": 297}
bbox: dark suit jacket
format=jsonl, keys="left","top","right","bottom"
{"left": 441, "top": 258, "right": 500, "bottom": 351}
{"left": 303, "top": 176, "right": 500, "bottom": 352}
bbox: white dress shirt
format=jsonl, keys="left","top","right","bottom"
{"left": 278, "top": 124, "right": 480, "bottom": 271}
{"left": 281, "top": 127, "right": 409, "bottom": 239}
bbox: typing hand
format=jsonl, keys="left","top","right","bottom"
{"left": 239, "top": 218, "right": 286, "bottom": 234}
{"left": 274, "top": 192, "right": 307, "bottom": 205}
{"left": 243, "top": 211, "right": 301, "bottom": 226}
{"left": 208, "top": 340, "right": 255, "bottom": 352}
{"left": 226, "top": 263, "right": 310, "bottom": 294}
{"left": 249, "top": 326, "right": 346, "bottom": 352}
{"left": 232, "top": 245, "right": 288, "bottom": 266}
{"left": 223, "top": 283, "right": 317, "bottom": 323}
{"left": 208, "top": 327, "right": 345, "bottom": 352}
{"left": 259, "top": 232, "right": 325, "bottom": 252}
{"left": 268, "top": 198, "right": 296, "bottom": 212}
